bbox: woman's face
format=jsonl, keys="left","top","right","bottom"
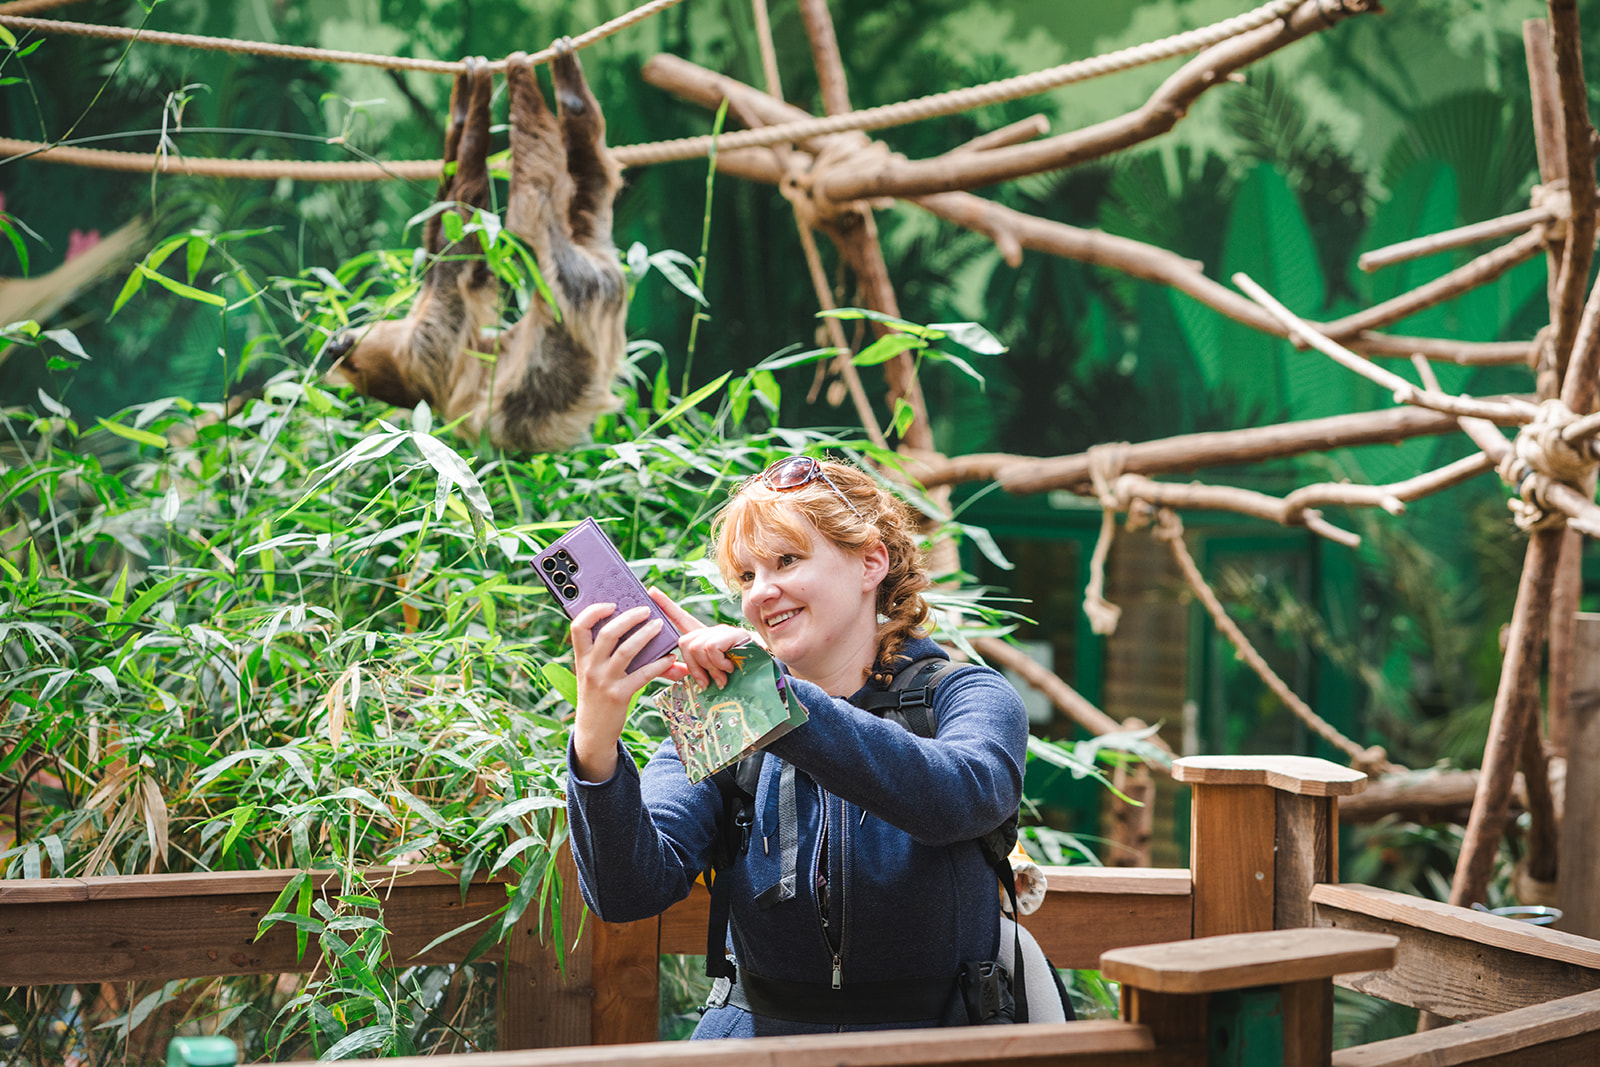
{"left": 732, "top": 510, "right": 882, "bottom": 684}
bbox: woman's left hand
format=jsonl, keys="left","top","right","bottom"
{"left": 648, "top": 587, "right": 761, "bottom": 690}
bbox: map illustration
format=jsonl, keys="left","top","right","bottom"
{"left": 658, "top": 645, "right": 806, "bottom": 783}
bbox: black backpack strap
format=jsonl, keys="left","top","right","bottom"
{"left": 854, "top": 657, "right": 957, "bottom": 738}
{"left": 705, "top": 754, "right": 762, "bottom": 980}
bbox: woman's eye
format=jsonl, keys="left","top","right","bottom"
{"left": 778, "top": 554, "right": 798, "bottom": 567}
{"left": 738, "top": 572, "right": 754, "bottom": 585}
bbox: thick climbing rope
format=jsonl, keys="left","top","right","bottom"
{"left": 619, "top": 0, "right": 1306, "bottom": 164}
{"left": 0, "top": 0, "right": 688, "bottom": 74}
{"left": 0, "top": 0, "right": 87, "bottom": 17}
{"left": 2, "top": 0, "right": 1306, "bottom": 180}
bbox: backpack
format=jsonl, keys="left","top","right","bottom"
{"left": 701, "top": 657, "right": 1031, "bottom": 1021}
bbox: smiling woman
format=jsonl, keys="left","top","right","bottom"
{"left": 563, "top": 456, "right": 1064, "bottom": 1037}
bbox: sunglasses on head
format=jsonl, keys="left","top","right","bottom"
{"left": 754, "top": 456, "right": 865, "bottom": 522}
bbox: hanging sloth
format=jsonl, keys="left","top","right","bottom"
{"left": 327, "top": 42, "right": 627, "bottom": 453}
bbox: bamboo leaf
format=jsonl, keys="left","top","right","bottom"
{"left": 96, "top": 417, "right": 168, "bottom": 449}
{"left": 137, "top": 263, "right": 225, "bottom": 306}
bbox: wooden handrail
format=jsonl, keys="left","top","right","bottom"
{"left": 1311, "top": 882, "right": 1600, "bottom": 1020}
{"left": 260, "top": 1020, "right": 1174, "bottom": 1066}
{"left": 1330, "top": 986, "right": 1600, "bottom": 1066}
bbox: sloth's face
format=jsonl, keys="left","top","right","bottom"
{"left": 325, "top": 323, "right": 427, "bottom": 410}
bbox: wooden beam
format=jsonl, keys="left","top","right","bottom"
{"left": 1312, "top": 882, "right": 1600, "bottom": 1020}
{"left": 1331, "top": 986, "right": 1600, "bottom": 1066}
{"left": 656, "top": 866, "right": 1192, "bottom": 970}
{"left": 261, "top": 1020, "right": 1190, "bottom": 1066}
{"left": 0, "top": 867, "right": 505, "bottom": 986}
{"left": 1100, "top": 929, "right": 1398, "bottom": 995}
{"left": 1557, "top": 613, "right": 1600, "bottom": 938}
{"left": 1176, "top": 755, "right": 1366, "bottom": 939}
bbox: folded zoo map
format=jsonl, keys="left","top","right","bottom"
{"left": 658, "top": 645, "right": 806, "bottom": 783}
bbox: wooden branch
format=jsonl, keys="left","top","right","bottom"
{"left": 1350, "top": 332, "right": 1534, "bottom": 366}
{"left": 816, "top": 0, "right": 1378, "bottom": 202}
{"left": 1558, "top": 267, "right": 1600, "bottom": 414}
{"left": 968, "top": 635, "right": 1164, "bottom": 754}
{"left": 646, "top": 55, "right": 1547, "bottom": 366}
{"left": 1519, "top": 708, "right": 1560, "bottom": 889}
{"left": 1548, "top": 0, "right": 1598, "bottom": 381}
{"left": 1235, "top": 272, "right": 1539, "bottom": 425}
{"left": 946, "top": 114, "right": 1052, "bottom": 154}
{"left": 1338, "top": 768, "right": 1528, "bottom": 825}
{"left": 1547, "top": 528, "right": 1584, "bottom": 754}
{"left": 798, "top": 0, "right": 851, "bottom": 114}
{"left": 1323, "top": 228, "right": 1548, "bottom": 340}
{"left": 1113, "top": 474, "right": 1361, "bottom": 547}
{"left": 1357, "top": 205, "right": 1559, "bottom": 272}
{"left": 1450, "top": 528, "right": 1564, "bottom": 909}
{"left": 904, "top": 405, "right": 1467, "bottom": 493}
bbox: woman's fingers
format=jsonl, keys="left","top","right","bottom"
{"left": 649, "top": 587, "right": 706, "bottom": 633}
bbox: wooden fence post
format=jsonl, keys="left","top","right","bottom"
{"left": 496, "top": 846, "right": 593, "bottom": 1049}
{"left": 1174, "top": 756, "right": 1368, "bottom": 938}
{"left": 1557, "top": 613, "right": 1600, "bottom": 938}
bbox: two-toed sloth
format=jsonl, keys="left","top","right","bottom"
{"left": 327, "top": 42, "right": 626, "bottom": 453}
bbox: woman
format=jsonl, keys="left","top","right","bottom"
{"left": 565, "top": 457, "right": 1031, "bottom": 1036}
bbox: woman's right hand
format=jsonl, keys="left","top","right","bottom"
{"left": 571, "top": 603, "right": 686, "bottom": 782}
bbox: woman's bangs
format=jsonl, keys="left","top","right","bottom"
{"left": 717, "top": 492, "right": 814, "bottom": 581}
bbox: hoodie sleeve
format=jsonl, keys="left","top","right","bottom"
{"left": 565, "top": 737, "right": 723, "bottom": 923}
{"left": 764, "top": 665, "right": 1027, "bottom": 847}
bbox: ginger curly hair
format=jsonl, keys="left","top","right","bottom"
{"left": 711, "top": 459, "right": 931, "bottom": 679}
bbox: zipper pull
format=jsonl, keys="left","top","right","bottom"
{"left": 832, "top": 954, "right": 843, "bottom": 990}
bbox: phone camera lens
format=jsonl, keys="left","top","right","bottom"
{"left": 552, "top": 570, "right": 568, "bottom": 584}
{"left": 567, "top": 559, "right": 579, "bottom": 574}
{"left": 556, "top": 549, "right": 571, "bottom": 561}
{"left": 562, "top": 584, "right": 579, "bottom": 598}
{"left": 541, "top": 558, "right": 556, "bottom": 572}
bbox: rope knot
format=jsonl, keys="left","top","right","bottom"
{"left": 782, "top": 136, "right": 896, "bottom": 226}
{"left": 1531, "top": 180, "right": 1572, "bottom": 243}
{"left": 1496, "top": 398, "right": 1598, "bottom": 531}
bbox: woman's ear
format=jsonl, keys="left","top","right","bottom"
{"left": 860, "top": 541, "right": 890, "bottom": 590}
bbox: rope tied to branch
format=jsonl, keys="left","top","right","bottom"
{"left": 780, "top": 135, "right": 896, "bottom": 227}
{"left": 1530, "top": 179, "right": 1572, "bottom": 243}
{"left": 1083, "top": 442, "right": 1131, "bottom": 636}
{"left": 1497, "top": 398, "right": 1599, "bottom": 531}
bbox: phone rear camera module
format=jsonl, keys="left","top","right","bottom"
{"left": 562, "top": 584, "right": 579, "bottom": 599}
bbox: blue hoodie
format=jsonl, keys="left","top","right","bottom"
{"left": 566, "top": 637, "right": 1029, "bottom": 1038}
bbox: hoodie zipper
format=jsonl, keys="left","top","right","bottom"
{"left": 814, "top": 786, "right": 843, "bottom": 987}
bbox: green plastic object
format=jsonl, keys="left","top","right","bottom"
{"left": 1208, "top": 986, "right": 1284, "bottom": 1066}
{"left": 166, "top": 1036, "right": 238, "bottom": 1067}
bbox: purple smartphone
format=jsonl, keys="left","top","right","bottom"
{"left": 533, "top": 518, "right": 681, "bottom": 674}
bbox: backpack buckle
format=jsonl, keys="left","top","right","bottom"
{"left": 897, "top": 686, "right": 934, "bottom": 711}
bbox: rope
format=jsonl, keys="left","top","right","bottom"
{"left": 1082, "top": 442, "right": 1130, "bottom": 636}
{"left": 1496, "top": 398, "right": 1600, "bottom": 531}
{"left": 0, "top": 137, "right": 441, "bottom": 180}
{"left": 1154, "top": 508, "right": 1400, "bottom": 775}
{"left": 0, "top": 0, "right": 687, "bottom": 73}
{"left": 618, "top": 0, "right": 1305, "bottom": 165}
{"left": 4, "top": 0, "right": 1301, "bottom": 176}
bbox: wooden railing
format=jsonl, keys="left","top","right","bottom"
{"left": 6, "top": 754, "right": 1600, "bottom": 1065}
